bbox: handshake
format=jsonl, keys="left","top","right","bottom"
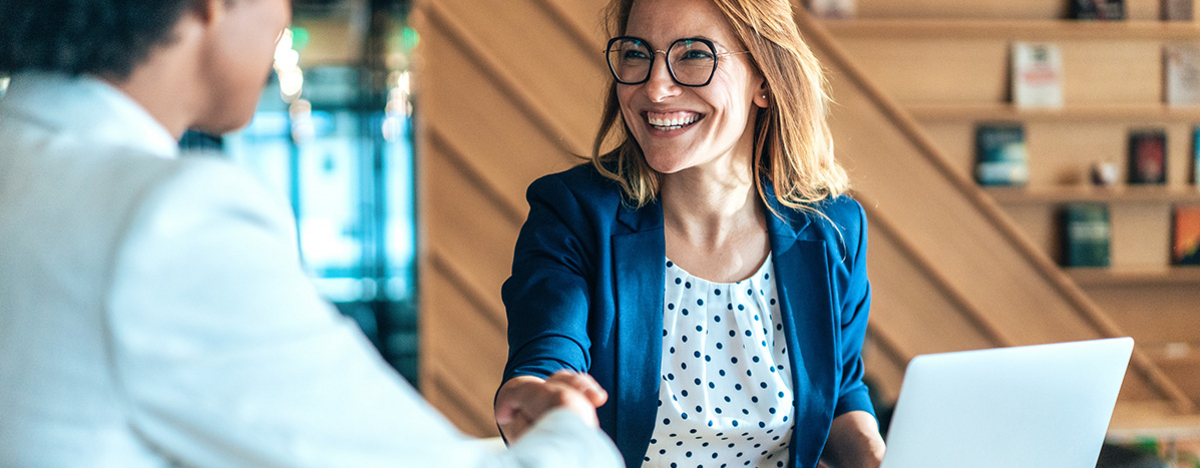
{"left": 494, "top": 370, "right": 608, "bottom": 441}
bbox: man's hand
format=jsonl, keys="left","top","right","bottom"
{"left": 494, "top": 370, "right": 608, "bottom": 441}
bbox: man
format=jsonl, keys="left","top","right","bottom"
{"left": 0, "top": 0, "right": 621, "bottom": 466}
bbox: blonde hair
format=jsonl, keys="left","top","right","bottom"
{"left": 591, "top": 0, "right": 850, "bottom": 213}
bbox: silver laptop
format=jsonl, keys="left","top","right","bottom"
{"left": 880, "top": 337, "right": 1134, "bottom": 468}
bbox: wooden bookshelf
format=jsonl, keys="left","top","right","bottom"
{"left": 910, "top": 103, "right": 1200, "bottom": 122}
{"left": 824, "top": 19, "right": 1200, "bottom": 40}
{"left": 986, "top": 186, "right": 1200, "bottom": 204}
{"left": 826, "top": 9, "right": 1200, "bottom": 413}
{"left": 1068, "top": 267, "right": 1200, "bottom": 285}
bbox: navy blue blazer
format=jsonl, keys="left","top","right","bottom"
{"left": 501, "top": 164, "right": 875, "bottom": 468}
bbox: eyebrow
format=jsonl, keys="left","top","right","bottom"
{"left": 627, "top": 35, "right": 729, "bottom": 49}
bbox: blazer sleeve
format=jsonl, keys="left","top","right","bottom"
{"left": 832, "top": 199, "right": 876, "bottom": 419}
{"left": 501, "top": 174, "right": 598, "bottom": 383}
{"left": 106, "top": 159, "right": 623, "bottom": 468}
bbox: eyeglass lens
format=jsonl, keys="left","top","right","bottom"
{"left": 606, "top": 38, "right": 717, "bottom": 86}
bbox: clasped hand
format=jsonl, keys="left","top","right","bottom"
{"left": 494, "top": 370, "right": 608, "bottom": 441}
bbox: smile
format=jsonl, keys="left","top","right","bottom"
{"left": 645, "top": 111, "right": 702, "bottom": 131}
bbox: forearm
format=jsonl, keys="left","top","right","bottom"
{"left": 821, "top": 410, "right": 886, "bottom": 468}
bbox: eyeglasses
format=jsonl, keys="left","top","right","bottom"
{"left": 605, "top": 36, "right": 750, "bottom": 87}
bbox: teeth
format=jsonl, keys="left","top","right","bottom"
{"left": 648, "top": 113, "right": 700, "bottom": 129}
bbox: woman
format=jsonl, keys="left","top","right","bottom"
{"left": 0, "top": 0, "right": 621, "bottom": 466}
{"left": 494, "top": 0, "right": 887, "bottom": 467}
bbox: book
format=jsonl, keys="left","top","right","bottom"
{"left": 808, "top": 0, "right": 854, "bottom": 18}
{"left": 975, "top": 125, "right": 1029, "bottom": 186}
{"left": 1175, "top": 206, "right": 1200, "bottom": 265}
{"left": 1012, "top": 42, "right": 1064, "bottom": 108}
{"left": 1165, "top": 45, "right": 1200, "bottom": 106}
{"left": 1062, "top": 203, "right": 1111, "bottom": 268}
{"left": 1193, "top": 126, "right": 1200, "bottom": 184}
{"left": 1163, "top": 0, "right": 1194, "bottom": 20}
{"left": 1128, "top": 130, "right": 1168, "bottom": 184}
{"left": 1069, "top": 0, "right": 1125, "bottom": 19}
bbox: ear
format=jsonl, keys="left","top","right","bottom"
{"left": 752, "top": 75, "right": 770, "bottom": 109}
{"left": 191, "top": 0, "right": 229, "bottom": 27}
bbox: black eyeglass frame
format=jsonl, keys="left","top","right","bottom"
{"left": 604, "top": 36, "right": 750, "bottom": 88}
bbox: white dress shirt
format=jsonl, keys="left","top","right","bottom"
{"left": 0, "top": 73, "right": 623, "bottom": 468}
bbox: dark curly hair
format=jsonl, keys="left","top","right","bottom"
{"left": 0, "top": 0, "right": 202, "bottom": 79}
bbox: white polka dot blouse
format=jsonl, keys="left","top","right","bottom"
{"left": 641, "top": 255, "right": 796, "bottom": 468}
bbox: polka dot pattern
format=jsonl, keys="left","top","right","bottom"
{"left": 643, "top": 255, "right": 795, "bottom": 468}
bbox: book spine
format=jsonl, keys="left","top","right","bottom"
{"left": 1062, "top": 204, "right": 1111, "bottom": 268}
{"left": 1193, "top": 126, "right": 1200, "bottom": 185}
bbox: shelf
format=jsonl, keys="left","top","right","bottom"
{"left": 1068, "top": 267, "right": 1200, "bottom": 285}
{"left": 907, "top": 103, "right": 1200, "bottom": 122}
{"left": 985, "top": 186, "right": 1200, "bottom": 204}
{"left": 823, "top": 19, "right": 1200, "bottom": 40}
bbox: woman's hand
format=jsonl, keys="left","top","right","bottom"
{"left": 821, "top": 410, "right": 886, "bottom": 468}
{"left": 494, "top": 370, "right": 609, "bottom": 441}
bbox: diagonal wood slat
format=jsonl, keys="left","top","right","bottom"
{"left": 416, "top": 0, "right": 1197, "bottom": 437}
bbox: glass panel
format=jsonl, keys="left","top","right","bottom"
{"left": 384, "top": 112, "right": 416, "bottom": 300}
{"left": 225, "top": 109, "right": 292, "bottom": 203}
{"left": 297, "top": 110, "right": 364, "bottom": 286}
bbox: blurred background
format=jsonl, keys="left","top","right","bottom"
{"left": 179, "top": 0, "right": 422, "bottom": 382}
{"left": 4, "top": 0, "right": 1198, "bottom": 465}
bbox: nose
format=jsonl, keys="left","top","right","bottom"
{"left": 644, "top": 50, "right": 680, "bottom": 103}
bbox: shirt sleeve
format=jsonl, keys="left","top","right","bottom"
{"left": 501, "top": 175, "right": 597, "bottom": 382}
{"left": 105, "top": 159, "right": 623, "bottom": 468}
{"left": 832, "top": 199, "right": 876, "bottom": 419}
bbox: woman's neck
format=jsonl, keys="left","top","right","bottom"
{"left": 661, "top": 166, "right": 760, "bottom": 245}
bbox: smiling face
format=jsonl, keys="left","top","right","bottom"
{"left": 618, "top": 0, "right": 767, "bottom": 176}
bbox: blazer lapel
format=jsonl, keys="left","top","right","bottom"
{"left": 612, "top": 200, "right": 665, "bottom": 468}
{"left": 766, "top": 204, "right": 837, "bottom": 468}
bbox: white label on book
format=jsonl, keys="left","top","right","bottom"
{"left": 1166, "top": 44, "right": 1200, "bottom": 106}
{"left": 1012, "top": 42, "right": 1064, "bottom": 109}
{"left": 1163, "top": 0, "right": 1194, "bottom": 20}
{"left": 808, "top": 0, "right": 855, "bottom": 18}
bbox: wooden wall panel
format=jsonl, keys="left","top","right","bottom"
{"left": 835, "top": 38, "right": 1166, "bottom": 106}
{"left": 834, "top": 38, "right": 1009, "bottom": 104}
{"left": 802, "top": 2, "right": 1188, "bottom": 415}
{"left": 416, "top": 0, "right": 1198, "bottom": 438}
{"left": 830, "top": 86, "right": 1103, "bottom": 345}
{"left": 853, "top": 0, "right": 1159, "bottom": 20}
{"left": 432, "top": 1, "right": 608, "bottom": 151}
{"left": 414, "top": 0, "right": 607, "bottom": 437}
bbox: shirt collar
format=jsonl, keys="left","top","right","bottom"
{"left": 0, "top": 72, "right": 180, "bottom": 159}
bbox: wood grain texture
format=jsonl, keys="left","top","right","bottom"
{"left": 416, "top": 0, "right": 1198, "bottom": 437}
{"left": 853, "top": 0, "right": 1159, "bottom": 20}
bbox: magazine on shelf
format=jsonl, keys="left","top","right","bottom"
{"left": 807, "top": 0, "right": 854, "bottom": 18}
{"left": 975, "top": 124, "right": 1029, "bottom": 186}
{"left": 1128, "top": 130, "right": 1168, "bottom": 185}
{"left": 1070, "top": 0, "right": 1126, "bottom": 19}
{"left": 1165, "top": 44, "right": 1200, "bottom": 106}
{"left": 1163, "top": 0, "right": 1194, "bottom": 20}
{"left": 1012, "top": 42, "right": 1064, "bottom": 108}
{"left": 1173, "top": 206, "right": 1200, "bottom": 265}
{"left": 1062, "top": 203, "right": 1111, "bottom": 268}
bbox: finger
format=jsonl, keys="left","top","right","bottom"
{"left": 539, "top": 382, "right": 600, "bottom": 427}
{"left": 547, "top": 371, "right": 608, "bottom": 407}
